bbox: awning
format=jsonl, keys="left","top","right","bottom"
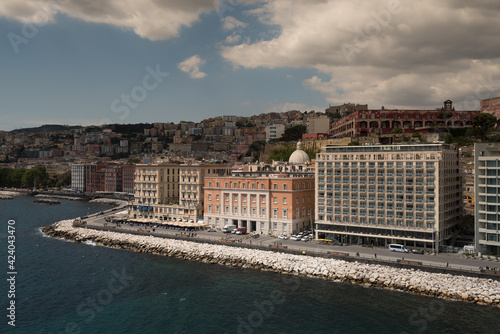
{"left": 137, "top": 206, "right": 142, "bottom": 210}
{"left": 148, "top": 207, "right": 153, "bottom": 211}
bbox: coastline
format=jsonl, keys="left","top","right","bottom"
{"left": 42, "top": 219, "right": 500, "bottom": 307}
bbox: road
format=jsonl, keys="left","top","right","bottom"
{"left": 80, "top": 206, "right": 499, "bottom": 274}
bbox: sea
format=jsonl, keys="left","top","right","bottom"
{"left": 1, "top": 196, "right": 499, "bottom": 334}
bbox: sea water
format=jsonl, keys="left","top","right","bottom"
{"left": 1, "top": 196, "right": 499, "bottom": 334}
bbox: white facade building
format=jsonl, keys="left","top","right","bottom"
{"left": 474, "top": 143, "right": 500, "bottom": 255}
{"left": 315, "top": 144, "right": 463, "bottom": 250}
{"left": 71, "top": 164, "right": 86, "bottom": 192}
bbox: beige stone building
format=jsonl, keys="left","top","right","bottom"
{"left": 131, "top": 163, "right": 230, "bottom": 222}
{"left": 315, "top": 144, "right": 463, "bottom": 250}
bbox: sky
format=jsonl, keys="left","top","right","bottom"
{"left": 1, "top": 0, "right": 500, "bottom": 131}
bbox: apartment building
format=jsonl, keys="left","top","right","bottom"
{"left": 132, "top": 163, "right": 230, "bottom": 221}
{"left": 315, "top": 144, "right": 463, "bottom": 250}
{"left": 474, "top": 143, "right": 500, "bottom": 255}
{"left": 70, "top": 164, "right": 86, "bottom": 192}
{"left": 204, "top": 175, "right": 315, "bottom": 235}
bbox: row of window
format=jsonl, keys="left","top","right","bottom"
{"left": 207, "top": 205, "right": 312, "bottom": 219}
{"left": 317, "top": 162, "right": 435, "bottom": 168}
{"left": 318, "top": 204, "right": 434, "bottom": 211}
{"left": 317, "top": 216, "right": 435, "bottom": 227}
{"left": 207, "top": 181, "right": 313, "bottom": 190}
{"left": 318, "top": 171, "right": 435, "bottom": 178}
{"left": 207, "top": 194, "right": 312, "bottom": 204}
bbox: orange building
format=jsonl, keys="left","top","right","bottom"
{"left": 204, "top": 175, "right": 315, "bottom": 236}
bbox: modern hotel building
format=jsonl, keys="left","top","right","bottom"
{"left": 315, "top": 144, "right": 463, "bottom": 250}
{"left": 474, "top": 143, "right": 500, "bottom": 255}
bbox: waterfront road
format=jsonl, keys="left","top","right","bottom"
{"left": 79, "top": 207, "right": 499, "bottom": 274}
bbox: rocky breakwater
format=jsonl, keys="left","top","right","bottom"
{"left": 42, "top": 220, "right": 500, "bottom": 307}
{"left": 34, "top": 199, "right": 61, "bottom": 205}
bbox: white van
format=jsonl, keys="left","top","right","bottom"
{"left": 389, "top": 244, "right": 409, "bottom": 253}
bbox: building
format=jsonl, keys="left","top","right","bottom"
{"left": 121, "top": 165, "right": 135, "bottom": 194}
{"left": 325, "top": 103, "right": 368, "bottom": 117}
{"left": 307, "top": 115, "right": 330, "bottom": 134}
{"left": 104, "top": 166, "right": 123, "bottom": 192}
{"left": 131, "top": 163, "right": 231, "bottom": 222}
{"left": 204, "top": 142, "right": 315, "bottom": 235}
{"left": 315, "top": 144, "right": 463, "bottom": 250}
{"left": 480, "top": 96, "right": 500, "bottom": 120}
{"left": 329, "top": 100, "right": 478, "bottom": 138}
{"left": 71, "top": 164, "right": 86, "bottom": 192}
{"left": 204, "top": 175, "right": 315, "bottom": 235}
{"left": 265, "top": 124, "right": 285, "bottom": 142}
{"left": 474, "top": 143, "right": 500, "bottom": 255}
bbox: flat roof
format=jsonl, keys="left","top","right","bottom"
{"left": 323, "top": 144, "right": 450, "bottom": 153}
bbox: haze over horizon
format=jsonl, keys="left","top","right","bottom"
{"left": 1, "top": 0, "right": 499, "bottom": 131}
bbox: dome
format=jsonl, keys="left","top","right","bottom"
{"left": 288, "top": 141, "right": 309, "bottom": 164}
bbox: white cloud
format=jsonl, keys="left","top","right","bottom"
{"left": 221, "top": 0, "right": 500, "bottom": 109}
{"left": 225, "top": 33, "right": 241, "bottom": 44}
{"left": 177, "top": 55, "right": 207, "bottom": 79}
{"left": 222, "top": 16, "right": 247, "bottom": 30}
{"left": 0, "top": 0, "right": 215, "bottom": 40}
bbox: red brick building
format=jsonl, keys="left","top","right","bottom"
{"left": 329, "top": 100, "right": 478, "bottom": 138}
{"left": 480, "top": 96, "right": 500, "bottom": 119}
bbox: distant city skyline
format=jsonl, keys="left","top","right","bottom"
{"left": 1, "top": 0, "right": 499, "bottom": 131}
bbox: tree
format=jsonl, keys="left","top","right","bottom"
{"left": 280, "top": 125, "right": 307, "bottom": 141}
{"left": 472, "top": 113, "right": 497, "bottom": 141}
{"left": 391, "top": 128, "right": 403, "bottom": 134}
{"left": 21, "top": 167, "right": 49, "bottom": 188}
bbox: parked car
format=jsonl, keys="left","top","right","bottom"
{"left": 332, "top": 240, "right": 343, "bottom": 246}
{"left": 301, "top": 237, "right": 310, "bottom": 242}
{"left": 278, "top": 234, "right": 288, "bottom": 240}
{"left": 235, "top": 230, "right": 242, "bottom": 235}
{"left": 231, "top": 229, "right": 238, "bottom": 234}
{"left": 290, "top": 235, "right": 302, "bottom": 241}
{"left": 207, "top": 228, "right": 216, "bottom": 232}
{"left": 411, "top": 249, "right": 425, "bottom": 254}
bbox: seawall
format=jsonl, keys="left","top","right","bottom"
{"left": 42, "top": 220, "right": 500, "bottom": 307}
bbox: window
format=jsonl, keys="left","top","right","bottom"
{"left": 261, "top": 208, "right": 266, "bottom": 216}
{"left": 283, "top": 209, "right": 288, "bottom": 219}
{"left": 208, "top": 194, "right": 212, "bottom": 200}
{"left": 262, "top": 197, "right": 266, "bottom": 204}
{"left": 283, "top": 184, "right": 287, "bottom": 190}
{"left": 273, "top": 184, "right": 278, "bottom": 190}
{"left": 216, "top": 195, "right": 219, "bottom": 201}
{"left": 273, "top": 197, "right": 277, "bottom": 204}
{"left": 284, "top": 198, "right": 287, "bottom": 204}
{"left": 208, "top": 182, "right": 212, "bottom": 187}
{"left": 273, "top": 209, "right": 278, "bottom": 218}
{"left": 207, "top": 205, "right": 212, "bottom": 213}
{"left": 252, "top": 196, "right": 256, "bottom": 203}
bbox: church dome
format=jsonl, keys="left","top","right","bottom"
{"left": 289, "top": 141, "right": 309, "bottom": 164}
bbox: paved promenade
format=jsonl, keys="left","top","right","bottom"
{"left": 81, "top": 206, "right": 499, "bottom": 275}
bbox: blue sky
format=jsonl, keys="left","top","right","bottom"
{"left": 1, "top": 0, "right": 499, "bottom": 131}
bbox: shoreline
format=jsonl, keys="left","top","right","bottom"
{"left": 42, "top": 219, "right": 500, "bottom": 307}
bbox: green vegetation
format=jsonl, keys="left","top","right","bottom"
{"left": 243, "top": 140, "right": 266, "bottom": 162}
{"left": 279, "top": 125, "right": 307, "bottom": 141}
{"left": 305, "top": 146, "right": 320, "bottom": 161}
{"left": 0, "top": 167, "right": 57, "bottom": 188}
{"left": 269, "top": 143, "right": 296, "bottom": 161}
{"left": 472, "top": 113, "right": 497, "bottom": 141}
{"left": 391, "top": 128, "right": 403, "bottom": 134}
{"left": 127, "top": 158, "right": 141, "bottom": 164}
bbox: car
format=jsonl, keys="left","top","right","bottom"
{"left": 290, "top": 235, "right": 302, "bottom": 241}
{"left": 231, "top": 229, "right": 237, "bottom": 234}
{"left": 411, "top": 249, "right": 425, "bottom": 254}
{"left": 332, "top": 240, "right": 343, "bottom": 246}
{"left": 235, "top": 230, "right": 242, "bottom": 235}
{"left": 278, "top": 234, "right": 288, "bottom": 240}
{"left": 301, "top": 237, "right": 310, "bottom": 242}
{"left": 207, "top": 228, "right": 216, "bottom": 232}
